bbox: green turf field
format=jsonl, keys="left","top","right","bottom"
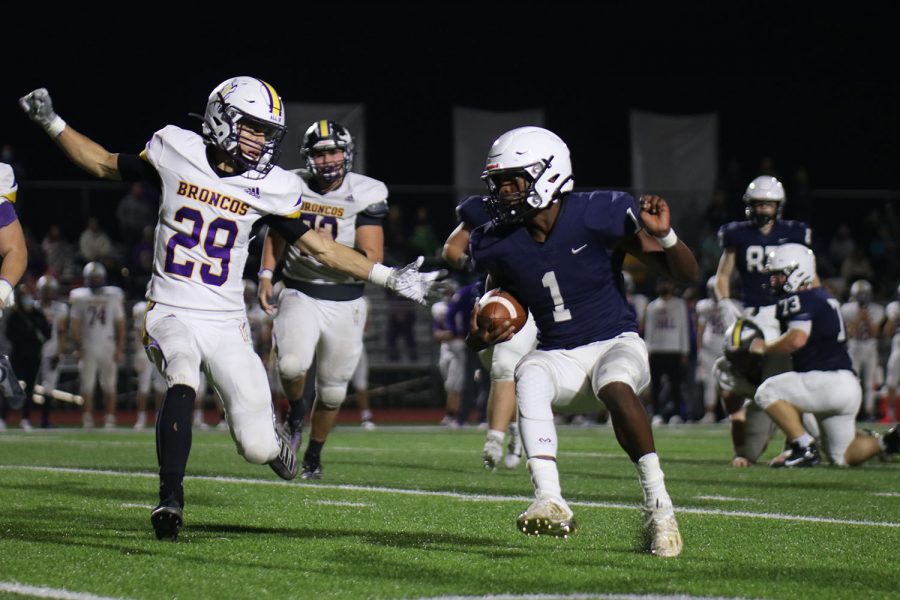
{"left": 0, "top": 424, "right": 897, "bottom": 599}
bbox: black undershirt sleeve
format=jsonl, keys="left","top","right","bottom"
{"left": 117, "top": 153, "right": 161, "bottom": 186}
{"left": 259, "top": 214, "right": 311, "bottom": 245}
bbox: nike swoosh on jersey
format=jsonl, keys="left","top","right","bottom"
{"left": 571, "top": 244, "right": 588, "bottom": 254}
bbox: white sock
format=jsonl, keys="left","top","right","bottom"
{"left": 361, "top": 409, "right": 373, "bottom": 421}
{"left": 793, "top": 433, "right": 815, "bottom": 447}
{"left": 486, "top": 429, "right": 505, "bottom": 443}
{"left": 193, "top": 408, "right": 203, "bottom": 424}
{"left": 527, "top": 457, "right": 562, "bottom": 499}
{"left": 635, "top": 453, "right": 673, "bottom": 515}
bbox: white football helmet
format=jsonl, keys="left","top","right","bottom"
{"left": 83, "top": 261, "right": 107, "bottom": 289}
{"left": 766, "top": 243, "right": 815, "bottom": 294}
{"left": 201, "top": 76, "right": 287, "bottom": 178}
{"left": 850, "top": 279, "right": 873, "bottom": 304}
{"left": 300, "top": 120, "right": 354, "bottom": 183}
{"left": 36, "top": 274, "right": 59, "bottom": 301}
{"left": 481, "top": 126, "right": 574, "bottom": 225}
{"left": 743, "top": 176, "right": 785, "bottom": 228}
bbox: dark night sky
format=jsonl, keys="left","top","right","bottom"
{"left": 5, "top": 6, "right": 900, "bottom": 191}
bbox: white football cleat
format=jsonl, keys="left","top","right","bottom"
{"left": 643, "top": 504, "right": 683, "bottom": 557}
{"left": 482, "top": 438, "right": 503, "bottom": 470}
{"left": 516, "top": 494, "right": 577, "bottom": 537}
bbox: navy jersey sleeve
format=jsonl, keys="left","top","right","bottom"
{"left": 583, "top": 191, "right": 642, "bottom": 240}
{"left": 776, "top": 293, "right": 813, "bottom": 325}
{"left": 718, "top": 222, "right": 740, "bottom": 250}
{"left": 456, "top": 195, "right": 492, "bottom": 228}
{"left": 784, "top": 220, "right": 812, "bottom": 247}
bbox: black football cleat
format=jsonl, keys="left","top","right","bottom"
{"left": 882, "top": 425, "right": 899, "bottom": 456}
{"left": 269, "top": 433, "right": 299, "bottom": 480}
{"left": 773, "top": 441, "right": 821, "bottom": 468}
{"left": 151, "top": 498, "right": 184, "bottom": 541}
{"left": 301, "top": 460, "right": 322, "bottom": 480}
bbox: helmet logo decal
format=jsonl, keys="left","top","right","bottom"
{"left": 256, "top": 79, "right": 282, "bottom": 117}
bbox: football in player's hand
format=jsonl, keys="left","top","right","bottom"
{"left": 477, "top": 289, "right": 527, "bottom": 333}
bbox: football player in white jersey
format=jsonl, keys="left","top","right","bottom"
{"left": 882, "top": 286, "right": 900, "bottom": 423}
{"left": 69, "top": 262, "right": 126, "bottom": 429}
{"left": 132, "top": 298, "right": 165, "bottom": 430}
{"left": 257, "top": 120, "right": 386, "bottom": 479}
{"left": 695, "top": 276, "right": 730, "bottom": 423}
{"left": 35, "top": 275, "right": 69, "bottom": 427}
{"left": 840, "top": 280, "right": 884, "bottom": 421}
{"left": 20, "top": 79, "right": 441, "bottom": 541}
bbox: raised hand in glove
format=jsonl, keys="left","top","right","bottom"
{"left": 19, "top": 88, "right": 66, "bottom": 137}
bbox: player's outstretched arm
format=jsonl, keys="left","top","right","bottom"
{"left": 442, "top": 222, "right": 473, "bottom": 271}
{"left": 19, "top": 88, "right": 120, "bottom": 180}
{"left": 294, "top": 229, "right": 443, "bottom": 305}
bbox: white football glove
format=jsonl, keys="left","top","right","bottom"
{"left": 370, "top": 257, "right": 444, "bottom": 306}
{"left": 19, "top": 88, "right": 67, "bottom": 137}
{"left": 718, "top": 298, "right": 743, "bottom": 328}
{"left": 0, "top": 279, "right": 12, "bottom": 310}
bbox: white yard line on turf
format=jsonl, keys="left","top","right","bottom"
{"left": 873, "top": 492, "right": 900, "bottom": 497}
{"left": 413, "top": 594, "right": 763, "bottom": 600}
{"left": 694, "top": 495, "right": 758, "bottom": 502}
{"left": 0, "top": 581, "right": 131, "bottom": 600}
{"left": 3, "top": 465, "right": 898, "bottom": 529}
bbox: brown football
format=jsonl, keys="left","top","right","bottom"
{"left": 477, "top": 289, "right": 527, "bottom": 333}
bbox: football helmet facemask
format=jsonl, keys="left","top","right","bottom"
{"left": 743, "top": 176, "right": 785, "bottom": 228}
{"left": 201, "top": 76, "right": 287, "bottom": 179}
{"left": 481, "top": 126, "right": 574, "bottom": 226}
{"left": 766, "top": 243, "right": 815, "bottom": 295}
{"left": 300, "top": 120, "right": 354, "bottom": 183}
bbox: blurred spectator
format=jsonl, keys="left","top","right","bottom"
{"left": 21, "top": 225, "right": 46, "bottom": 277}
{"left": 78, "top": 217, "right": 113, "bottom": 263}
{"left": 116, "top": 182, "right": 157, "bottom": 244}
{"left": 828, "top": 224, "right": 856, "bottom": 267}
{"left": 382, "top": 205, "right": 413, "bottom": 265}
{"left": 384, "top": 288, "right": 418, "bottom": 363}
{"left": 840, "top": 246, "right": 874, "bottom": 284}
{"left": 703, "top": 189, "right": 728, "bottom": 232}
{"left": 644, "top": 279, "right": 691, "bottom": 424}
{"left": 409, "top": 207, "right": 440, "bottom": 259}
{"left": 129, "top": 225, "right": 155, "bottom": 296}
{"left": 40, "top": 224, "right": 76, "bottom": 282}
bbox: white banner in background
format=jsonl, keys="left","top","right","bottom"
{"left": 453, "top": 107, "right": 545, "bottom": 199}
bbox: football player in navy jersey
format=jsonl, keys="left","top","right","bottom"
{"left": 747, "top": 244, "right": 898, "bottom": 466}
{"left": 713, "top": 176, "right": 817, "bottom": 466}
{"left": 466, "top": 127, "right": 698, "bottom": 557}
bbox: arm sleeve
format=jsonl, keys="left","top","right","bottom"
{"left": 356, "top": 201, "right": 388, "bottom": 227}
{"left": 259, "top": 214, "right": 311, "bottom": 245}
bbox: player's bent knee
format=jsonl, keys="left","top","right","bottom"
{"left": 317, "top": 385, "right": 347, "bottom": 410}
{"left": 239, "top": 437, "right": 279, "bottom": 465}
{"left": 515, "top": 364, "right": 556, "bottom": 420}
{"left": 277, "top": 353, "right": 307, "bottom": 381}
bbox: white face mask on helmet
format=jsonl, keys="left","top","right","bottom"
{"left": 481, "top": 126, "right": 574, "bottom": 225}
{"left": 200, "top": 76, "right": 287, "bottom": 179}
{"left": 766, "top": 243, "right": 815, "bottom": 294}
{"left": 743, "top": 176, "right": 786, "bottom": 228}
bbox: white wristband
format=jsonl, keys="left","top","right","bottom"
{"left": 654, "top": 229, "right": 678, "bottom": 249}
{"left": 368, "top": 263, "right": 393, "bottom": 287}
{"left": 257, "top": 268, "right": 273, "bottom": 280}
{"left": 0, "top": 279, "right": 13, "bottom": 308}
{"left": 45, "top": 115, "right": 67, "bottom": 138}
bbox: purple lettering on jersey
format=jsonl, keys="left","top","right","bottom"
{"left": 164, "top": 207, "right": 237, "bottom": 286}
{"left": 164, "top": 207, "right": 202, "bottom": 277}
{"left": 200, "top": 218, "right": 238, "bottom": 286}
